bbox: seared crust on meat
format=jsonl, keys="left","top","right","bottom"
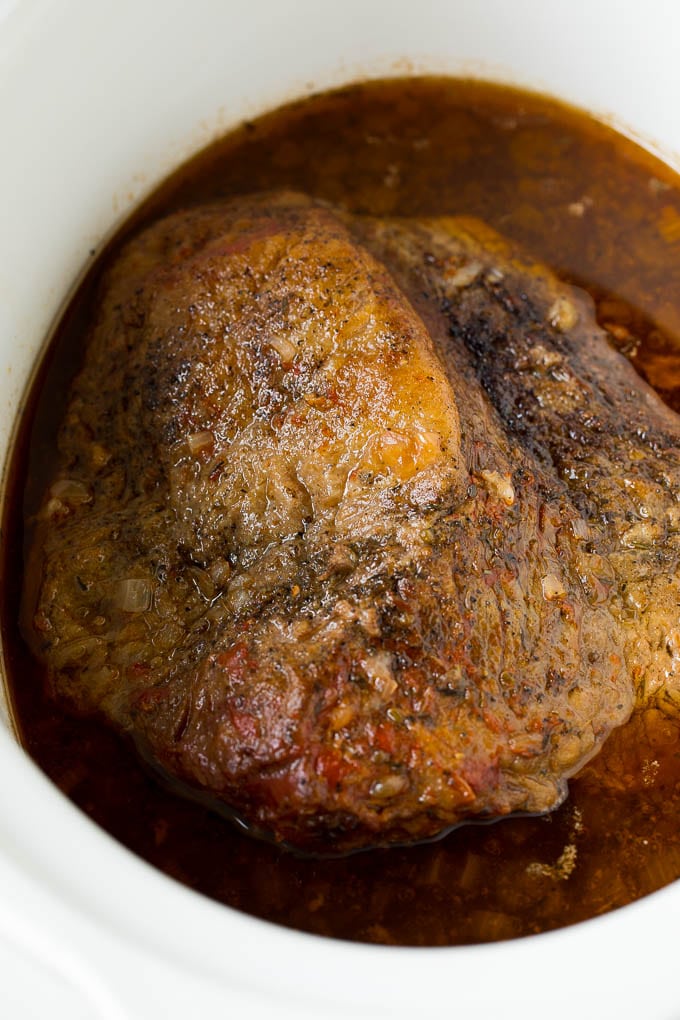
{"left": 26, "top": 192, "right": 680, "bottom": 852}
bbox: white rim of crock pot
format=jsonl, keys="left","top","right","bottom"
{"left": 2, "top": 1, "right": 680, "bottom": 1017}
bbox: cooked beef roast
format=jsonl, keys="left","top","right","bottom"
{"left": 25, "top": 192, "right": 680, "bottom": 853}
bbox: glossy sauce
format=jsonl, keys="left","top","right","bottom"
{"left": 4, "top": 78, "right": 680, "bottom": 945}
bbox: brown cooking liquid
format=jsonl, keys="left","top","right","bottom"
{"left": 4, "top": 78, "right": 680, "bottom": 946}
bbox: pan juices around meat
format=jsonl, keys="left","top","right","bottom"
{"left": 25, "top": 191, "right": 680, "bottom": 854}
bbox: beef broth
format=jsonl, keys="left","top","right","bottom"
{"left": 4, "top": 77, "right": 680, "bottom": 944}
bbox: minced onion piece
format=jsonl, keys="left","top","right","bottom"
{"left": 186, "top": 430, "right": 214, "bottom": 456}
{"left": 209, "top": 558, "right": 232, "bottom": 587}
{"left": 478, "top": 469, "right": 515, "bottom": 506}
{"left": 268, "top": 335, "right": 297, "bottom": 362}
{"left": 541, "top": 573, "right": 567, "bottom": 601}
{"left": 485, "top": 266, "right": 504, "bottom": 285}
{"left": 50, "top": 479, "right": 91, "bottom": 505}
{"left": 113, "top": 578, "right": 153, "bottom": 613}
{"left": 362, "top": 651, "right": 398, "bottom": 697}
{"left": 369, "top": 774, "right": 409, "bottom": 800}
{"left": 547, "top": 295, "right": 578, "bottom": 332}
{"left": 446, "top": 260, "right": 483, "bottom": 289}
{"left": 570, "top": 518, "right": 590, "bottom": 540}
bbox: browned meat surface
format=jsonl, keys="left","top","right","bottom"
{"left": 24, "top": 192, "right": 680, "bottom": 853}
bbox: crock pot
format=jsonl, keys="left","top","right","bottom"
{"left": 2, "top": 1, "right": 680, "bottom": 1017}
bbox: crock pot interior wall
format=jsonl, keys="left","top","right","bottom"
{"left": 1, "top": 2, "right": 680, "bottom": 1019}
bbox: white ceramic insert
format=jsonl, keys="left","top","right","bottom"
{"left": 1, "top": 1, "right": 680, "bottom": 1017}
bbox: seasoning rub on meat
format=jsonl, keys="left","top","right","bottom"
{"left": 25, "top": 192, "right": 680, "bottom": 853}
